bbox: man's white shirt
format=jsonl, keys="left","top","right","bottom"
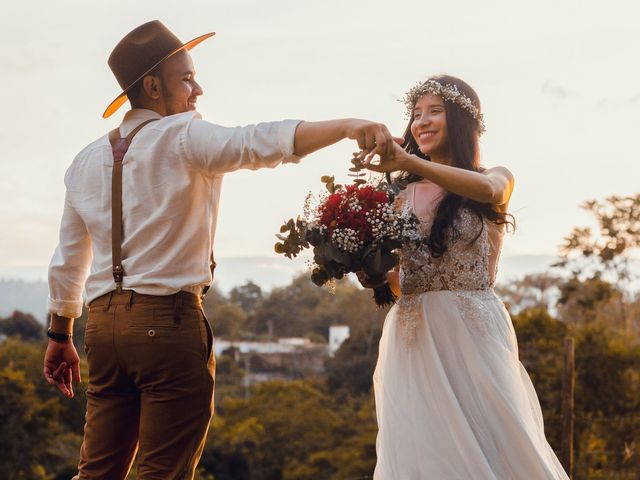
{"left": 48, "top": 108, "right": 302, "bottom": 318}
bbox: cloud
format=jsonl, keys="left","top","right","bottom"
{"left": 542, "top": 80, "right": 569, "bottom": 99}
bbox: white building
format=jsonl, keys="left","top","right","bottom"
{"left": 214, "top": 337, "right": 312, "bottom": 357}
{"left": 329, "top": 325, "right": 350, "bottom": 357}
{"left": 214, "top": 325, "right": 350, "bottom": 360}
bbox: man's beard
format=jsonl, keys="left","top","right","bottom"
{"left": 160, "top": 86, "right": 179, "bottom": 115}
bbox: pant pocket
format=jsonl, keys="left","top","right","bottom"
{"left": 123, "top": 307, "right": 179, "bottom": 336}
{"left": 199, "top": 308, "right": 214, "bottom": 362}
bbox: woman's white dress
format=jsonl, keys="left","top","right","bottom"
{"left": 373, "top": 180, "right": 569, "bottom": 479}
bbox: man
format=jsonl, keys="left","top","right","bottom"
{"left": 43, "top": 20, "right": 395, "bottom": 479}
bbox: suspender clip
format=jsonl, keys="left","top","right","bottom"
{"left": 113, "top": 265, "right": 124, "bottom": 293}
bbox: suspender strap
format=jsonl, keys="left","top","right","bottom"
{"left": 108, "top": 119, "right": 159, "bottom": 293}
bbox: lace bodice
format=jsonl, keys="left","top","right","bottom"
{"left": 399, "top": 180, "right": 505, "bottom": 294}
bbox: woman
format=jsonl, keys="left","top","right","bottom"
{"left": 363, "top": 75, "right": 569, "bottom": 479}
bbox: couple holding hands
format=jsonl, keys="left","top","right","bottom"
{"left": 44, "top": 20, "right": 568, "bottom": 480}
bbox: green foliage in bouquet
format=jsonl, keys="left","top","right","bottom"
{"left": 274, "top": 217, "right": 309, "bottom": 259}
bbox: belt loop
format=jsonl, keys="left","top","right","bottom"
{"left": 103, "top": 291, "right": 114, "bottom": 312}
{"left": 174, "top": 292, "right": 183, "bottom": 324}
{"left": 124, "top": 290, "right": 133, "bottom": 311}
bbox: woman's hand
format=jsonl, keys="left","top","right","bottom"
{"left": 386, "top": 270, "right": 401, "bottom": 298}
{"left": 363, "top": 141, "right": 413, "bottom": 173}
{"left": 355, "top": 271, "right": 387, "bottom": 289}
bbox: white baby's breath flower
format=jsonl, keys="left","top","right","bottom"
{"left": 331, "top": 227, "right": 363, "bottom": 254}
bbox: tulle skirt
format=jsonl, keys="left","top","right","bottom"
{"left": 373, "top": 289, "right": 569, "bottom": 479}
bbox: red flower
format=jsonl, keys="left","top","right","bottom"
{"left": 316, "top": 183, "right": 391, "bottom": 241}
{"left": 326, "top": 193, "right": 342, "bottom": 208}
{"left": 374, "top": 191, "right": 389, "bottom": 204}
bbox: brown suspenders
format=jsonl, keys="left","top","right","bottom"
{"left": 107, "top": 119, "right": 217, "bottom": 295}
{"left": 108, "top": 119, "right": 158, "bottom": 293}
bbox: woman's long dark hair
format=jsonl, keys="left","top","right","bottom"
{"left": 389, "top": 74, "right": 515, "bottom": 258}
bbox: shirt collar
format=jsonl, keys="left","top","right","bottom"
{"left": 120, "top": 109, "right": 164, "bottom": 137}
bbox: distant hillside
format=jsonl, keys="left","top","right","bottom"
{"left": 0, "top": 279, "right": 49, "bottom": 321}
{"left": 497, "top": 254, "right": 557, "bottom": 282}
{"left": 0, "top": 254, "right": 561, "bottom": 321}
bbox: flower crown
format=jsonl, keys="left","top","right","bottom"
{"left": 402, "top": 79, "right": 486, "bottom": 135}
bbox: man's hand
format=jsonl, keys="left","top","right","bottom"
{"left": 43, "top": 340, "right": 81, "bottom": 398}
{"left": 292, "top": 119, "right": 403, "bottom": 158}
{"left": 343, "top": 120, "right": 403, "bottom": 163}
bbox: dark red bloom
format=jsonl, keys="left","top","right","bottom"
{"left": 326, "top": 193, "right": 342, "bottom": 208}
{"left": 315, "top": 183, "right": 392, "bottom": 245}
{"left": 374, "top": 191, "right": 389, "bottom": 203}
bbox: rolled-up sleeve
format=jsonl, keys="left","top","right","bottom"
{"left": 47, "top": 190, "right": 92, "bottom": 318}
{"left": 182, "top": 117, "right": 304, "bottom": 175}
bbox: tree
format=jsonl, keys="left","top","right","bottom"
{"left": 200, "top": 380, "right": 376, "bottom": 480}
{"left": 0, "top": 337, "right": 87, "bottom": 479}
{"left": 325, "top": 317, "right": 383, "bottom": 396}
{"left": 571, "top": 324, "right": 640, "bottom": 478}
{"left": 201, "top": 287, "right": 249, "bottom": 338}
{"left": 556, "top": 273, "right": 625, "bottom": 327}
{"left": 496, "top": 273, "right": 562, "bottom": 314}
{"left": 0, "top": 344, "right": 84, "bottom": 480}
{"left": 246, "top": 274, "right": 387, "bottom": 341}
{"left": 557, "top": 195, "right": 640, "bottom": 278}
{"left": 247, "top": 275, "right": 333, "bottom": 338}
{"left": 202, "top": 286, "right": 229, "bottom": 319}
{"left": 0, "top": 310, "right": 45, "bottom": 341}
{"left": 229, "top": 281, "right": 263, "bottom": 314}
{"left": 511, "top": 309, "right": 640, "bottom": 478}
{"left": 511, "top": 307, "right": 568, "bottom": 448}
{"left": 556, "top": 194, "right": 640, "bottom": 334}
{"left": 208, "top": 303, "right": 248, "bottom": 338}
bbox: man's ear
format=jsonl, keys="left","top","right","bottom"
{"left": 143, "top": 75, "right": 161, "bottom": 100}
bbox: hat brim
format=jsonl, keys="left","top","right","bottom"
{"left": 102, "top": 31, "right": 215, "bottom": 119}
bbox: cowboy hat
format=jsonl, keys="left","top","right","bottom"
{"left": 103, "top": 20, "right": 214, "bottom": 118}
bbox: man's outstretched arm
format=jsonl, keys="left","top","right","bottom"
{"left": 186, "top": 117, "right": 400, "bottom": 175}
{"left": 293, "top": 119, "right": 399, "bottom": 159}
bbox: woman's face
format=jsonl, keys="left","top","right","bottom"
{"left": 410, "top": 93, "right": 448, "bottom": 157}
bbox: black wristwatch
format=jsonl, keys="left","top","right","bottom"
{"left": 47, "top": 329, "right": 73, "bottom": 344}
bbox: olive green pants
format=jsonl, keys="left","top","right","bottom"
{"left": 76, "top": 290, "right": 215, "bottom": 480}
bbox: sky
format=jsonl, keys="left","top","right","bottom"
{"left": 1, "top": 0, "right": 639, "bottom": 270}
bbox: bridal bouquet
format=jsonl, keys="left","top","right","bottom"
{"left": 274, "top": 168, "right": 418, "bottom": 306}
